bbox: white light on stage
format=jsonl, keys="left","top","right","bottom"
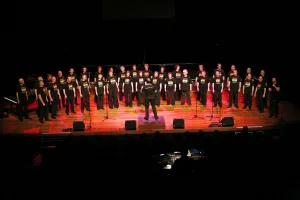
{"left": 4, "top": 97, "right": 17, "bottom": 104}
{"left": 236, "top": 126, "right": 263, "bottom": 128}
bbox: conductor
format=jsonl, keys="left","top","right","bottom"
{"left": 143, "top": 78, "right": 159, "bottom": 120}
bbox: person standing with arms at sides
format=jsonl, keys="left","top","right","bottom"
{"left": 137, "top": 71, "right": 145, "bottom": 106}
{"left": 57, "top": 71, "right": 66, "bottom": 109}
{"left": 80, "top": 66, "right": 90, "bottom": 82}
{"left": 158, "top": 65, "right": 167, "bottom": 101}
{"left": 197, "top": 71, "right": 210, "bottom": 107}
{"left": 37, "top": 81, "right": 50, "bottom": 123}
{"left": 172, "top": 64, "right": 182, "bottom": 101}
{"left": 227, "top": 65, "right": 236, "bottom": 86}
{"left": 68, "top": 68, "right": 79, "bottom": 105}
{"left": 16, "top": 78, "right": 32, "bottom": 121}
{"left": 151, "top": 71, "right": 162, "bottom": 107}
{"left": 107, "top": 71, "right": 119, "bottom": 109}
{"left": 143, "top": 63, "right": 153, "bottom": 79}
{"left": 268, "top": 77, "right": 280, "bottom": 118}
{"left": 122, "top": 71, "right": 134, "bottom": 107}
{"left": 94, "top": 66, "right": 104, "bottom": 103}
{"left": 213, "top": 63, "right": 225, "bottom": 81}
{"left": 254, "top": 76, "right": 266, "bottom": 113}
{"left": 260, "top": 70, "right": 268, "bottom": 108}
{"left": 63, "top": 76, "right": 76, "bottom": 115}
{"left": 227, "top": 69, "right": 242, "bottom": 108}
{"left": 131, "top": 64, "right": 138, "bottom": 101}
{"left": 243, "top": 73, "right": 255, "bottom": 110}
{"left": 143, "top": 78, "right": 159, "bottom": 120}
{"left": 118, "top": 65, "right": 126, "bottom": 102}
{"left": 165, "top": 72, "right": 176, "bottom": 106}
{"left": 95, "top": 73, "right": 105, "bottom": 110}
{"left": 48, "top": 76, "right": 61, "bottom": 119}
{"left": 195, "top": 64, "right": 205, "bottom": 101}
{"left": 35, "top": 76, "right": 44, "bottom": 101}
{"left": 212, "top": 71, "right": 224, "bottom": 107}
{"left": 179, "top": 69, "right": 192, "bottom": 106}
{"left": 79, "top": 74, "right": 90, "bottom": 113}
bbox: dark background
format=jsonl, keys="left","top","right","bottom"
{"left": 8, "top": 1, "right": 297, "bottom": 102}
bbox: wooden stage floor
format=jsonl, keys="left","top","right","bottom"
{"left": 1, "top": 90, "right": 300, "bottom": 135}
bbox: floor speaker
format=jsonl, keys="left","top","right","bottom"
{"left": 73, "top": 121, "right": 85, "bottom": 131}
{"left": 173, "top": 119, "right": 184, "bottom": 129}
{"left": 221, "top": 117, "right": 234, "bottom": 127}
{"left": 125, "top": 120, "right": 136, "bottom": 130}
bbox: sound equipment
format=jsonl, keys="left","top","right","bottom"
{"left": 173, "top": 119, "right": 184, "bottom": 129}
{"left": 221, "top": 117, "right": 234, "bottom": 127}
{"left": 73, "top": 121, "right": 85, "bottom": 131}
{"left": 125, "top": 120, "right": 136, "bottom": 130}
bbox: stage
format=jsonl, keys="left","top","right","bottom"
{"left": 1, "top": 90, "right": 300, "bottom": 135}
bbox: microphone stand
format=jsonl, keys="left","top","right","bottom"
{"left": 206, "top": 91, "right": 220, "bottom": 121}
{"left": 190, "top": 91, "right": 204, "bottom": 120}
{"left": 102, "top": 92, "right": 116, "bottom": 122}
{"left": 86, "top": 93, "right": 92, "bottom": 130}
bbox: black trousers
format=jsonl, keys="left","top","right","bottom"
{"left": 94, "top": 95, "right": 97, "bottom": 103}
{"left": 256, "top": 94, "right": 264, "bottom": 112}
{"left": 161, "top": 86, "right": 166, "bottom": 101}
{"left": 166, "top": 90, "right": 175, "bottom": 105}
{"left": 109, "top": 88, "right": 119, "bottom": 108}
{"left": 199, "top": 89, "right": 207, "bottom": 106}
{"left": 124, "top": 88, "right": 132, "bottom": 107}
{"left": 38, "top": 103, "right": 49, "bottom": 121}
{"left": 270, "top": 98, "right": 279, "bottom": 116}
{"left": 66, "top": 97, "right": 75, "bottom": 114}
{"left": 155, "top": 91, "right": 161, "bottom": 106}
{"left": 137, "top": 90, "right": 145, "bottom": 106}
{"left": 59, "top": 89, "right": 66, "bottom": 108}
{"left": 181, "top": 90, "right": 191, "bottom": 105}
{"left": 75, "top": 88, "right": 79, "bottom": 104}
{"left": 18, "top": 97, "right": 28, "bottom": 120}
{"left": 97, "top": 93, "right": 104, "bottom": 109}
{"left": 213, "top": 90, "right": 222, "bottom": 107}
{"left": 81, "top": 94, "right": 90, "bottom": 112}
{"left": 132, "top": 83, "right": 137, "bottom": 101}
{"left": 174, "top": 83, "right": 180, "bottom": 101}
{"left": 244, "top": 91, "right": 252, "bottom": 109}
{"left": 51, "top": 97, "right": 59, "bottom": 117}
{"left": 145, "top": 98, "right": 158, "bottom": 118}
{"left": 229, "top": 89, "right": 238, "bottom": 107}
{"left": 119, "top": 84, "right": 124, "bottom": 101}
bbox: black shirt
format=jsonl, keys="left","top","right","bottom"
{"left": 180, "top": 76, "right": 192, "bottom": 91}
{"left": 172, "top": 70, "right": 182, "bottom": 83}
{"left": 261, "top": 75, "right": 268, "bottom": 87}
{"left": 57, "top": 76, "right": 66, "bottom": 90}
{"left": 65, "top": 81, "right": 76, "bottom": 96}
{"left": 68, "top": 73, "right": 78, "bottom": 85}
{"left": 17, "top": 84, "right": 27, "bottom": 98}
{"left": 79, "top": 80, "right": 89, "bottom": 95}
{"left": 256, "top": 81, "right": 266, "bottom": 95}
{"left": 137, "top": 76, "right": 145, "bottom": 90}
{"left": 123, "top": 77, "right": 133, "bottom": 89}
{"left": 229, "top": 75, "right": 242, "bottom": 90}
{"left": 143, "top": 70, "right": 153, "bottom": 78}
{"left": 198, "top": 76, "right": 210, "bottom": 91}
{"left": 213, "top": 69, "right": 225, "bottom": 79}
{"left": 269, "top": 83, "right": 280, "bottom": 100}
{"left": 166, "top": 78, "right": 175, "bottom": 91}
{"left": 118, "top": 71, "right": 126, "bottom": 84}
{"left": 243, "top": 78, "right": 254, "bottom": 93}
{"left": 37, "top": 86, "right": 47, "bottom": 102}
{"left": 158, "top": 72, "right": 167, "bottom": 84}
{"left": 144, "top": 83, "right": 155, "bottom": 99}
{"left": 151, "top": 77, "right": 160, "bottom": 91}
{"left": 95, "top": 78, "right": 105, "bottom": 94}
{"left": 131, "top": 70, "right": 138, "bottom": 82}
{"left": 107, "top": 76, "right": 118, "bottom": 90}
{"left": 48, "top": 82, "right": 59, "bottom": 98}
{"left": 212, "top": 76, "right": 223, "bottom": 91}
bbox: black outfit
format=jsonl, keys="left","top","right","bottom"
{"left": 212, "top": 76, "right": 223, "bottom": 107}
{"left": 64, "top": 81, "right": 76, "bottom": 114}
{"left": 68, "top": 73, "right": 79, "bottom": 104}
{"left": 143, "top": 70, "right": 153, "bottom": 79}
{"left": 213, "top": 69, "right": 225, "bottom": 80}
{"left": 57, "top": 76, "right": 66, "bottom": 108}
{"left": 95, "top": 78, "right": 105, "bottom": 109}
{"left": 118, "top": 71, "right": 126, "bottom": 101}
{"left": 37, "top": 86, "right": 49, "bottom": 122}
{"left": 256, "top": 81, "right": 266, "bottom": 113}
{"left": 143, "top": 83, "right": 158, "bottom": 120}
{"left": 131, "top": 70, "right": 138, "bottom": 101}
{"left": 196, "top": 71, "right": 204, "bottom": 100}
{"left": 269, "top": 83, "right": 280, "bottom": 117}
{"left": 107, "top": 76, "right": 119, "bottom": 109}
{"left": 94, "top": 71, "right": 103, "bottom": 103}
{"left": 261, "top": 75, "right": 268, "bottom": 108}
{"left": 228, "top": 75, "right": 242, "bottom": 108}
{"left": 79, "top": 80, "right": 90, "bottom": 112}
{"left": 166, "top": 78, "right": 175, "bottom": 105}
{"left": 198, "top": 76, "right": 209, "bottom": 106}
{"left": 152, "top": 77, "right": 161, "bottom": 106}
{"left": 123, "top": 77, "right": 133, "bottom": 107}
{"left": 48, "top": 82, "right": 60, "bottom": 118}
{"left": 158, "top": 71, "right": 167, "bottom": 101}
{"left": 243, "top": 78, "right": 254, "bottom": 109}
{"left": 16, "top": 84, "right": 29, "bottom": 121}
{"left": 180, "top": 76, "right": 192, "bottom": 105}
{"left": 137, "top": 76, "right": 145, "bottom": 106}
{"left": 172, "top": 70, "right": 182, "bottom": 101}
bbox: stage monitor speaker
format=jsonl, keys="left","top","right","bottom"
{"left": 173, "top": 119, "right": 184, "bottom": 129}
{"left": 221, "top": 117, "right": 234, "bottom": 127}
{"left": 125, "top": 120, "right": 136, "bottom": 130}
{"left": 73, "top": 121, "right": 85, "bottom": 131}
